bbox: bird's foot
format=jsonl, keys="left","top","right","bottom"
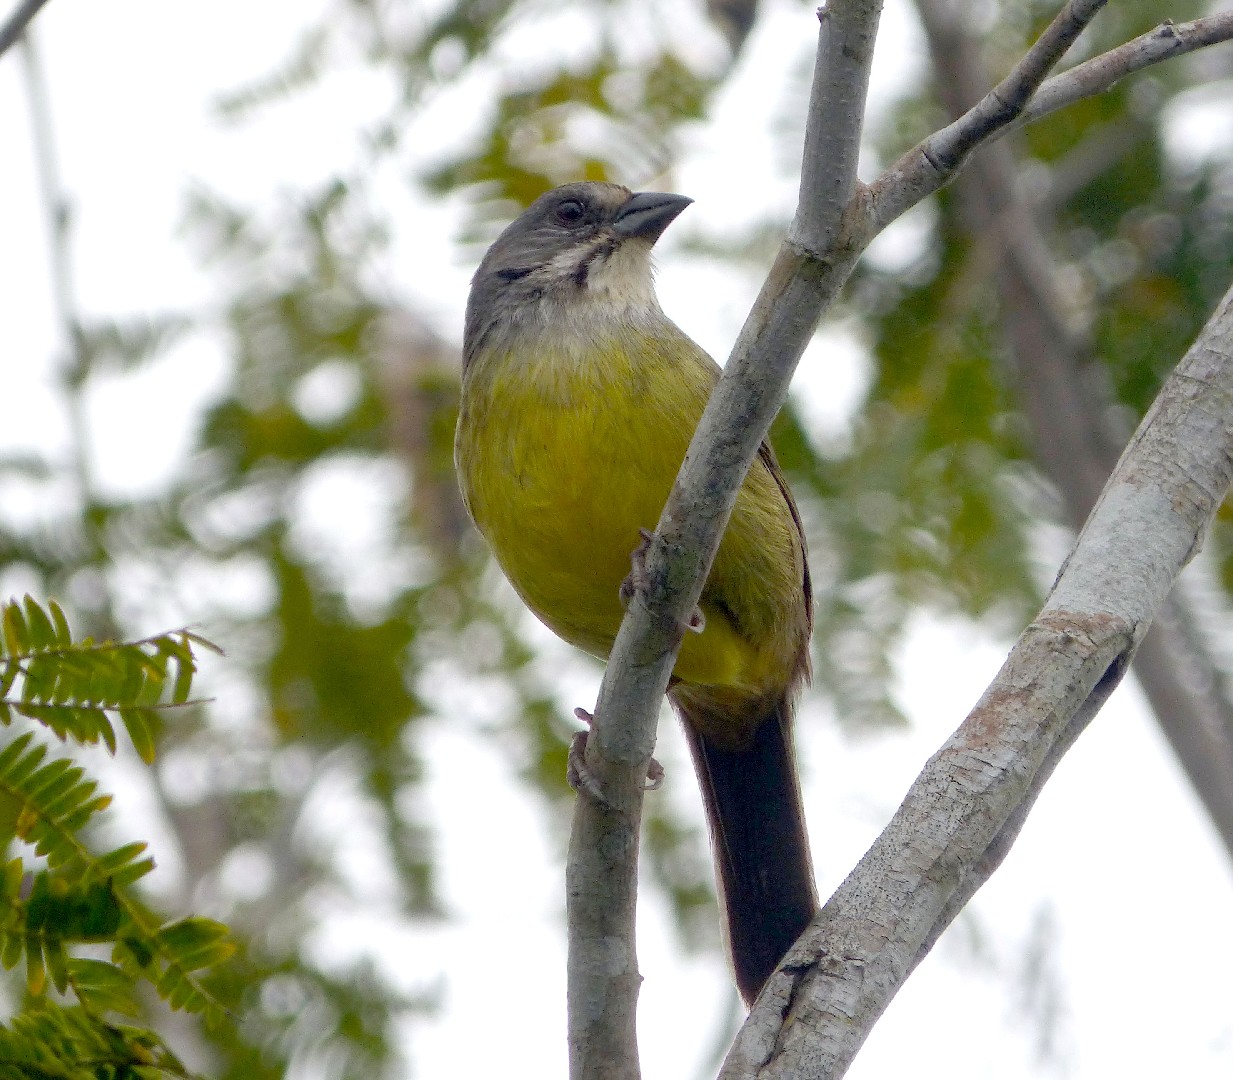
{"left": 619, "top": 528, "right": 706, "bottom": 634}
{"left": 567, "top": 706, "right": 664, "bottom": 801}
{"left": 618, "top": 528, "right": 656, "bottom": 610}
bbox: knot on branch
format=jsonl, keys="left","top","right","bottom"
{"left": 1032, "top": 608, "right": 1135, "bottom": 652}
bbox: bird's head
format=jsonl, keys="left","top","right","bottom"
{"left": 464, "top": 182, "right": 693, "bottom": 365}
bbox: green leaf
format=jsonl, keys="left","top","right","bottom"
{"left": 67, "top": 957, "right": 140, "bottom": 1016}
{"left": 182, "top": 629, "right": 223, "bottom": 656}
{"left": 22, "top": 597, "right": 55, "bottom": 652}
{"left": 47, "top": 600, "right": 71, "bottom": 648}
{"left": 157, "top": 917, "right": 235, "bottom": 970}
{"left": 0, "top": 658, "right": 18, "bottom": 698}
{"left": 93, "top": 841, "right": 150, "bottom": 877}
{"left": 25, "top": 933, "right": 45, "bottom": 996}
{"left": 108, "top": 855, "right": 156, "bottom": 888}
{"left": 171, "top": 651, "right": 194, "bottom": 705}
{"left": 135, "top": 666, "right": 165, "bottom": 708}
{"left": 119, "top": 708, "right": 157, "bottom": 764}
{"left": 1, "top": 926, "right": 22, "bottom": 970}
{"left": 45, "top": 936, "right": 69, "bottom": 994}
{"left": 2, "top": 602, "right": 28, "bottom": 656}
{"left": 115, "top": 933, "right": 155, "bottom": 972}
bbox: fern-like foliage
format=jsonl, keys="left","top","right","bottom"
{"left": 0, "top": 597, "right": 232, "bottom": 1076}
{"left": 0, "top": 596, "right": 214, "bottom": 763}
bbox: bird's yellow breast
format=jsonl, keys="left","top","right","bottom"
{"left": 456, "top": 323, "right": 805, "bottom": 701}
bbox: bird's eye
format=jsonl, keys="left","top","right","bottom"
{"left": 554, "top": 199, "right": 586, "bottom": 225}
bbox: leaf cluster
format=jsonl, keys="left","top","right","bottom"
{"left": 0, "top": 1001, "right": 193, "bottom": 1080}
{"left": 0, "top": 597, "right": 230, "bottom": 1076}
{"left": 1, "top": 597, "right": 210, "bottom": 764}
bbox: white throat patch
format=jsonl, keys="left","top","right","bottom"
{"left": 547, "top": 237, "right": 658, "bottom": 317}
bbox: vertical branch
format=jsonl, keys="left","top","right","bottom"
{"left": 565, "top": 3, "right": 883, "bottom": 1078}
{"left": 19, "top": 32, "right": 99, "bottom": 527}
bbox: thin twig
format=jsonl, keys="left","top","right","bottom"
{"left": 927, "top": 0, "right": 1109, "bottom": 165}
{"left": 0, "top": 0, "right": 51, "bottom": 60}
{"left": 18, "top": 33, "right": 96, "bottom": 499}
{"left": 864, "top": 10, "right": 1233, "bottom": 238}
{"left": 1021, "top": 13, "right": 1233, "bottom": 129}
{"left": 865, "top": 0, "right": 1109, "bottom": 233}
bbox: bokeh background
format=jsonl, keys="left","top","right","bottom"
{"left": 5, "top": 0, "right": 1233, "bottom": 1075}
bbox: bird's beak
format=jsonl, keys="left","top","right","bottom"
{"left": 612, "top": 191, "right": 693, "bottom": 242}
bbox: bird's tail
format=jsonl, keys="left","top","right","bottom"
{"left": 676, "top": 693, "right": 817, "bottom": 1006}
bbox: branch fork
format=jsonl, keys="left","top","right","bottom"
{"left": 566, "top": 1, "right": 1233, "bottom": 1076}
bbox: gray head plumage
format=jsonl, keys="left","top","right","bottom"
{"left": 463, "top": 182, "right": 692, "bottom": 367}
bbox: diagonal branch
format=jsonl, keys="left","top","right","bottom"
{"left": 1019, "top": 12, "right": 1233, "bottom": 131}
{"left": 864, "top": 9, "right": 1233, "bottom": 236}
{"left": 864, "top": 0, "right": 1109, "bottom": 232}
{"left": 916, "top": 0, "right": 1233, "bottom": 861}
{"left": 0, "top": 0, "right": 52, "bottom": 60}
{"left": 721, "top": 276, "right": 1233, "bottom": 1080}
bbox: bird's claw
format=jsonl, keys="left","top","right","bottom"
{"left": 620, "top": 529, "right": 706, "bottom": 635}
{"left": 619, "top": 528, "right": 657, "bottom": 610}
{"left": 567, "top": 707, "right": 664, "bottom": 797}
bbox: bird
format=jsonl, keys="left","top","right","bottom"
{"left": 454, "top": 181, "right": 816, "bottom": 1005}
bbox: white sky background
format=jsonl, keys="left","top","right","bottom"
{"left": 4, "top": 0, "right": 1233, "bottom": 1077}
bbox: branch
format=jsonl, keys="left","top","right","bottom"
{"left": 793, "top": 0, "right": 881, "bottom": 251}
{"left": 1019, "top": 13, "right": 1233, "bottom": 131}
{"left": 864, "top": 9, "right": 1233, "bottom": 236}
{"left": 0, "top": 0, "right": 52, "bottom": 60}
{"left": 722, "top": 278, "right": 1233, "bottom": 1080}
{"left": 864, "top": 0, "right": 1109, "bottom": 233}
{"left": 565, "top": 2, "right": 883, "bottom": 1077}
{"left": 18, "top": 33, "right": 98, "bottom": 503}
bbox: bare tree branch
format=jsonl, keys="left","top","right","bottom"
{"left": 1132, "top": 596, "right": 1233, "bottom": 850}
{"left": 865, "top": 9, "right": 1233, "bottom": 235}
{"left": 18, "top": 32, "right": 95, "bottom": 501}
{"left": 793, "top": 0, "right": 881, "bottom": 250}
{"left": 864, "top": 0, "right": 1109, "bottom": 233}
{"left": 906, "top": 651, "right": 1121, "bottom": 974}
{"left": 722, "top": 280, "right": 1233, "bottom": 1080}
{"left": 0, "top": 0, "right": 52, "bottom": 61}
{"left": 1020, "top": 13, "right": 1233, "bottom": 131}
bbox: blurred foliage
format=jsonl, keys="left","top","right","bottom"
{"left": 8, "top": 0, "right": 1233, "bottom": 1074}
{"left": 424, "top": 47, "right": 715, "bottom": 242}
{"left": 815, "top": 0, "right": 1233, "bottom": 728}
{"left": 0, "top": 1003, "right": 196, "bottom": 1080}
